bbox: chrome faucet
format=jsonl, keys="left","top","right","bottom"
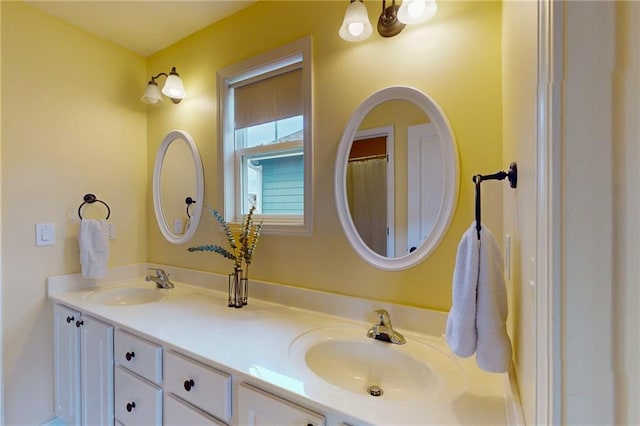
{"left": 367, "top": 309, "right": 406, "bottom": 345}
{"left": 145, "top": 268, "right": 174, "bottom": 289}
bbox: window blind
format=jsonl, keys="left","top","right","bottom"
{"left": 234, "top": 68, "right": 303, "bottom": 130}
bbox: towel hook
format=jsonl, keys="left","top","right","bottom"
{"left": 185, "top": 197, "right": 196, "bottom": 219}
{"left": 472, "top": 162, "right": 518, "bottom": 240}
{"left": 78, "top": 193, "right": 111, "bottom": 220}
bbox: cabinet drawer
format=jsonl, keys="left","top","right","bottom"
{"left": 237, "top": 383, "right": 325, "bottom": 426}
{"left": 115, "top": 329, "right": 162, "bottom": 384}
{"left": 164, "top": 394, "right": 225, "bottom": 426}
{"left": 164, "top": 350, "right": 232, "bottom": 423}
{"left": 115, "top": 367, "right": 162, "bottom": 425}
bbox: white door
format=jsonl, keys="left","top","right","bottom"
{"left": 407, "top": 123, "right": 443, "bottom": 254}
{"left": 53, "top": 304, "right": 81, "bottom": 426}
{"left": 80, "top": 315, "right": 114, "bottom": 426}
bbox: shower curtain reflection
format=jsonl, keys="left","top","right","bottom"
{"left": 347, "top": 156, "right": 388, "bottom": 256}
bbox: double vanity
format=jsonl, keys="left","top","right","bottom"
{"left": 48, "top": 264, "right": 515, "bottom": 426}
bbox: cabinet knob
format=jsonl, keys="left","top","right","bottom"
{"left": 66, "top": 316, "right": 74, "bottom": 324}
{"left": 75, "top": 320, "right": 84, "bottom": 328}
{"left": 184, "top": 379, "right": 195, "bottom": 392}
{"left": 125, "top": 351, "right": 135, "bottom": 361}
{"left": 126, "top": 402, "right": 136, "bottom": 412}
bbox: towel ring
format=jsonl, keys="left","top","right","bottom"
{"left": 78, "top": 193, "right": 111, "bottom": 220}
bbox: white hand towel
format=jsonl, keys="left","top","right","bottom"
{"left": 445, "top": 223, "right": 513, "bottom": 373}
{"left": 79, "top": 219, "right": 110, "bottom": 278}
{"left": 476, "top": 224, "right": 513, "bottom": 373}
{"left": 445, "top": 223, "right": 480, "bottom": 357}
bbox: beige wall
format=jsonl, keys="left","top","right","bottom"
{"left": 1, "top": 2, "right": 147, "bottom": 423}
{"left": 146, "top": 0, "right": 504, "bottom": 311}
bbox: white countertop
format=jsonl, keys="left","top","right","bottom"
{"left": 48, "top": 264, "right": 516, "bottom": 426}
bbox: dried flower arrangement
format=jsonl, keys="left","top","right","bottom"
{"left": 188, "top": 205, "right": 263, "bottom": 307}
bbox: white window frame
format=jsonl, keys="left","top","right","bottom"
{"left": 217, "top": 37, "right": 313, "bottom": 235}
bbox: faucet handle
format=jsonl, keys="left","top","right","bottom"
{"left": 147, "top": 267, "right": 168, "bottom": 277}
{"left": 374, "top": 309, "right": 392, "bottom": 327}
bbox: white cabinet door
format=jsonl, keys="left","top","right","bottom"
{"left": 80, "top": 315, "right": 114, "bottom": 426}
{"left": 54, "top": 304, "right": 81, "bottom": 426}
{"left": 237, "top": 383, "right": 325, "bottom": 426}
{"left": 53, "top": 304, "right": 114, "bottom": 426}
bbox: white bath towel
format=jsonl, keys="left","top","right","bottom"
{"left": 79, "top": 219, "right": 110, "bottom": 278}
{"left": 475, "top": 224, "right": 513, "bottom": 373}
{"left": 445, "top": 223, "right": 480, "bottom": 357}
{"left": 445, "top": 223, "right": 513, "bottom": 373}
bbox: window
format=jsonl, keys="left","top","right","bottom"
{"left": 218, "top": 37, "right": 312, "bottom": 235}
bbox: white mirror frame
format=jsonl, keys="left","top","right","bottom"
{"left": 335, "top": 86, "right": 459, "bottom": 270}
{"left": 153, "top": 130, "right": 204, "bottom": 244}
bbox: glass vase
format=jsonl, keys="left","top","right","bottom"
{"left": 228, "top": 268, "right": 243, "bottom": 308}
{"left": 227, "top": 267, "right": 249, "bottom": 308}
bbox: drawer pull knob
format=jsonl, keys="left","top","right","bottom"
{"left": 75, "top": 320, "right": 84, "bottom": 328}
{"left": 126, "top": 402, "right": 136, "bottom": 412}
{"left": 184, "top": 379, "right": 195, "bottom": 391}
{"left": 125, "top": 351, "right": 135, "bottom": 361}
{"left": 66, "top": 316, "right": 74, "bottom": 324}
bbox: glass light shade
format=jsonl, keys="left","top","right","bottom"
{"left": 398, "top": 0, "right": 437, "bottom": 24}
{"left": 161, "top": 74, "right": 186, "bottom": 103}
{"left": 141, "top": 82, "right": 163, "bottom": 105}
{"left": 339, "top": 0, "right": 373, "bottom": 42}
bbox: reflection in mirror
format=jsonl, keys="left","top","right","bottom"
{"left": 153, "top": 130, "right": 204, "bottom": 244}
{"left": 347, "top": 99, "right": 436, "bottom": 258}
{"left": 160, "top": 138, "right": 195, "bottom": 233}
{"left": 347, "top": 126, "right": 392, "bottom": 257}
{"left": 335, "top": 86, "right": 458, "bottom": 270}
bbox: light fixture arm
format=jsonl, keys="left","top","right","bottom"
{"left": 378, "top": 0, "right": 405, "bottom": 37}
{"left": 149, "top": 72, "right": 168, "bottom": 83}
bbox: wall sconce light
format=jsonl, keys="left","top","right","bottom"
{"left": 339, "top": 0, "right": 437, "bottom": 42}
{"left": 141, "top": 67, "right": 186, "bottom": 105}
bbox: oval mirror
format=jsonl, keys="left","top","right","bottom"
{"left": 153, "top": 130, "right": 204, "bottom": 244}
{"left": 335, "top": 86, "right": 459, "bottom": 270}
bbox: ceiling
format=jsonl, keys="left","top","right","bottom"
{"left": 26, "top": 0, "right": 256, "bottom": 57}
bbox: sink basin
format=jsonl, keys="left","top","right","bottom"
{"left": 86, "top": 284, "right": 164, "bottom": 306}
{"left": 289, "top": 326, "right": 466, "bottom": 402}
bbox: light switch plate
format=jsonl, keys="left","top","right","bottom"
{"left": 35, "top": 223, "right": 55, "bottom": 246}
{"left": 173, "top": 219, "right": 183, "bottom": 234}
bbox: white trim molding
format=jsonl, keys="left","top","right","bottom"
{"left": 536, "top": 0, "right": 562, "bottom": 423}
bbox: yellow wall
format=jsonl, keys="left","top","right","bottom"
{"left": 1, "top": 2, "right": 147, "bottom": 423}
{"left": 147, "top": 0, "right": 503, "bottom": 310}
{"left": 1, "top": 1, "right": 502, "bottom": 423}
